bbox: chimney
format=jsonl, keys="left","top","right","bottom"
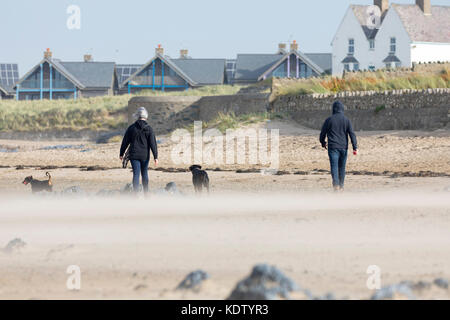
{"left": 155, "top": 44, "right": 164, "bottom": 55}
{"left": 84, "top": 54, "right": 93, "bottom": 62}
{"left": 44, "top": 48, "right": 52, "bottom": 59}
{"left": 416, "top": 0, "right": 431, "bottom": 15}
{"left": 290, "top": 40, "right": 299, "bottom": 52}
{"left": 180, "top": 49, "right": 189, "bottom": 59}
{"left": 278, "top": 43, "right": 287, "bottom": 54}
{"left": 374, "top": 0, "right": 389, "bottom": 15}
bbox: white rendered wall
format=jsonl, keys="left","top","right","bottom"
{"left": 332, "top": 7, "right": 370, "bottom": 75}
{"left": 411, "top": 43, "right": 450, "bottom": 63}
{"left": 374, "top": 7, "right": 411, "bottom": 68}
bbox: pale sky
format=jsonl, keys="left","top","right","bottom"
{"left": 2, "top": 0, "right": 448, "bottom": 74}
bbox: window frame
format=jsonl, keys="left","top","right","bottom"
{"left": 348, "top": 38, "right": 355, "bottom": 55}
{"left": 390, "top": 37, "right": 396, "bottom": 54}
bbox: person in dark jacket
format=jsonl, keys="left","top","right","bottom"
{"left": 319, "top": 100, "right": 358, "bottom": 191}
{"left": 120, "top": 107, "right": 158, "bottom": 194}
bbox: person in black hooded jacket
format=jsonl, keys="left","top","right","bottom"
{"left": 319, "top": 100, "right": 358, "bottom": 191}
{"left": 120, "top": 107, "right": 158, "bottom": 194}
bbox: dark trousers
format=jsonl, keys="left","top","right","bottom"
{"left": 130, "top": 159, "right": 149, "bottom": 193}
{"left": 328, "top": 148, "right": 348, "bottom": 188}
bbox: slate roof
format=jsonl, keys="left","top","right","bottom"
{"left": 234, "top": 51, "right": 328, "bottom": 82}
{"left": 121, "top": 54, "right": 226, "bottom": 87}
{"left": 59, "top": 61, "right": 116, "bottom": 88}
{"left": 383, "top": 54, "right": 401, "bottom": 63}
{"left": 341, "top": 55, "right": 359, "bottom": 64}
{"left": 234, "top": 54, "right": 283, "bottom": 81}
{"left": 15, "top": 58, "right": 115, "bottom": 90}
{"left": 351, "top": 4, "right": 450, "bottom": 43}
{"left": 305, "top": 53, "right": 332, "bottom": 72}
{"left": 351, "top": 5, "right": 386, "bottom": 40}
{"left": 171, "top": 59, "right": 226, "bottom": 85}
{"left": 392, "top": 4, "right": 450, "bottom": 43}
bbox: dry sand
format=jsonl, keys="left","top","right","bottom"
{"left": 0, "top": 121, "right": 449, "bottom": 300}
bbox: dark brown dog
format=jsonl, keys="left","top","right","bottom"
{"left": 23, "top": 172, "right": 53, "bottom": 193}
{"left": 189, "top": 165, "right": 210, "bottom": 194}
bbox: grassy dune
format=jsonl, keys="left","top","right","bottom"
{"left": 272, "top": 68, "right": 450, "bottom": 97}
{"left": 1, "top": 68, "right": 448, "bottom": 133}
{"left": 0, "top": 86, "right": 244, "bottom": 132}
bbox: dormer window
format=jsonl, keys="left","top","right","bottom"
{"left": 348, "top": 39, "right": 355, "bottom": 55}
{"left": 369, "top": 39, "right": 375, "bottom": 50}
{"left": 390, "top": 37, "right": 396, "bottom": 53}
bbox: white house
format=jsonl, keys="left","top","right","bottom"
{"left": 332, "top": 0, "right": 450, "bottom": 75}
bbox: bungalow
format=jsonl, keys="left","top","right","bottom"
{"left": 0, "top": 63, "right": 19, "bottom": 99}
{"left": 233, "top": 42, "right": 332, "bottom": 84}
{"left": 119, "top": 46, "right": 227, "bottom": 94}
{"left": 14, "top": 49, "right": 117, "bottom": 100}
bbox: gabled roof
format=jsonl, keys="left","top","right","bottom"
{"left": 258, "top": 51, "right": 324, "bottom": 81}
{"left": 350, "top": 5, "right": 388, "bottom": 40}
{"left": 15, "top": 58, "right": 116, "bottom": 90}
{"left": 305, "top": 53, "right": 332, "bottom": 73}
{"left": 171, "top": 59, "right": 225, "bottom": 85}
{"left": 234, "top": 51, "right": 327, "bottom": 82}
{"left": 383, "top": 54, "right": 401, "bottom": 63}
{"left": 58, "top": 62, "right": 116, "bottom": 88}
{"left": 234, "top": 54, "right": 283, "bottom": 81}
{"left": 341, "top": 55, "right": 359, "bottom": 64}
{"left": 392, "top": 4, "right": 450, "bottom": 43}
{"left": 120, "top": 53, "right": 196, "bottom": 88}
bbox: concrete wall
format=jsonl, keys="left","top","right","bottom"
{"left": 271, "top": 89, "right": 450, "bottom": 131}
{"left": 128, "top": 94, "right": 269, "bottom": 134}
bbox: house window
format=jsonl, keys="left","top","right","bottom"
{"left": 354, "top": 63, "right": 359, "bottom": 71}
{"left": 369, "top": 39, "right": 375, "bottom": 50}
{"left": 385, "top": 63, "right": 391, "bottom": 69}
{"left": 344, "top": 64, "right": 350, "bottom": 71}
{"left": 348, "top": 39, "right": 355, "bottom": 55}
{"left": 390, "top": 37, "right": 396, "bottom": 53}
{"left": 395, "top": 62, "right": 401, "bottom": 68}
{"left": 273, "top": 62, "right": 287, "bottom": 77}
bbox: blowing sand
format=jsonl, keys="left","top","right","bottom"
{"left": 0, "top": 121, "right": 449, "bottom": 300}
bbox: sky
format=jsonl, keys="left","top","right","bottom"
{"left": 1, "top": 0, "right": 448, "bottom": 75}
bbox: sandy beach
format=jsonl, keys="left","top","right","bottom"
{"left": 0, "top": 121, "right": 449, "bottom": 300}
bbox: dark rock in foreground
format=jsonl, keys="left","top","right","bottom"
{"left": 176, "top": 270, "right": 210, "bottom": 291}
{"left": 3, "top": 238, "right": 26, "bottom": 254}
{"left": 227, "top": 264, "right": 311, "bottom": 300}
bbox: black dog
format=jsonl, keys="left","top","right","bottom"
{"left": 189, "top": 165, "right": 210, "bottom": 194}
{"left": 23, "top": 172, "right": 53, "bottom": 193}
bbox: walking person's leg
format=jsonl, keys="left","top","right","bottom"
{"left": 140, "top": 159, "right": 149, "bottom": 194}
{"left": 328, "top": 149, "right": 340, "bottom": 190}
{"left": 130, "top": 160, "right": 141, "bottom": 192}
{"left": 337, "top": 149, "right": 348, "bottom": 189}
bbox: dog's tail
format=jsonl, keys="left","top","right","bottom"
{"left": 46, "top": 172, "right": 52, "bottom": 186}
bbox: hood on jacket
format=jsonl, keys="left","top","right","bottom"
{"left": 135, "top": 119, "right": 150, "bottom": 131}
{"left": 332, "top": 101, "right": 344, "bottom": 114}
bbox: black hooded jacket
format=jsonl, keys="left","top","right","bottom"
{"left": 319, "top": 101, "right": 357, "bottom": 150}
{"left": 120, "top": 120, "right": 158, "bottom": 161}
